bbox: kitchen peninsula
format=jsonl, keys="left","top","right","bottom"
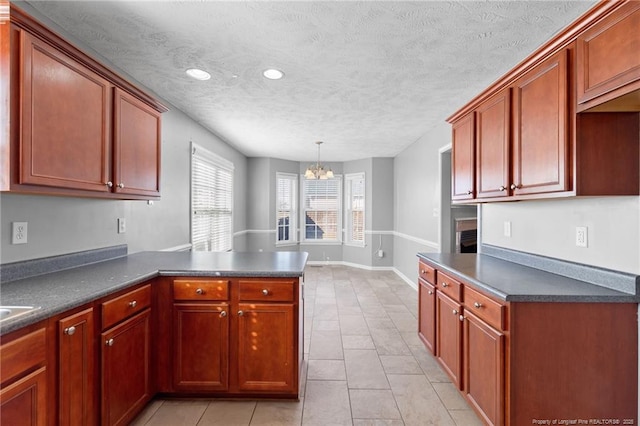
{"left": 0, "top": 250, "right": 308, "bottom": 426}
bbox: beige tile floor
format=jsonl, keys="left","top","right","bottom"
{"left": 131, "top": 265, "right": 483, "bottom": 426}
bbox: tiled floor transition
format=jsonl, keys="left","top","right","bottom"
{"left": 131, "top": 265, "right": 483, "bottom": 426}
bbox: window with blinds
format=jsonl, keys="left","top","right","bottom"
{"left": 276, "top": 173, "right": 298, "bottom": 245}
{"left": 345, "top": 173, "right": 365, "bottom": 246}
{"left": 302, "top": 176, "right": 342, "bottom": 243}
{"left": 191, "top": 143, "right": 234, "bottom": 252}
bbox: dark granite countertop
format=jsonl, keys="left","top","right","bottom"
{"left": 0, "top": 251, "right": 308, "bottom": 335}
{"left": 417, "top": 252, "right": 639, "bottom": 303}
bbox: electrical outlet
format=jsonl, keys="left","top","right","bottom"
{"left": 576, "top": 226, "right": 588, "bottom": 247}
{"left": 12, "top": 222, "right": 28, "bottom": 244}
{"left": 504, "top": 221, "right": 512, "bottom": 237}
{"left": 377, "top": 249, "right": 384, "bottom": 258}
{"left": 117, "top": 218, "right": 126, "bottom": 234}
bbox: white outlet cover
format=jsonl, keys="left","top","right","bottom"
{"left": 118, "top": 218, "right": 126, "bottom": 234}
{"left": 504, "top": 221, "right": 512, "bottom": 237}
{"left": 12, "top": 222, "right": 28, "bottom": 244}
{"left": 576, "top": 226, "right": 588, "bottom": 248}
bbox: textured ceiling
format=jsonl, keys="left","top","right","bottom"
{"left": 22, "top": 1, "right": 597, "bottom": 162}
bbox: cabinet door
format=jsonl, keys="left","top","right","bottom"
{"left": 418, "top": 279, "right": 436, "bottom": 354}
{"left": 59, "top": 308, "right": 95, "bottom": 426}
{"left": 577, "top": 2, "right": 640, "bottom": 108}
{"left": 0, "top": 367, "right": 47, "bottom": 426}
{"left": 112, "top": 88, "right": 161, "bottom": 198}
{"left": 436, "top": 292, "right": 463, "bottom": 389}
{"left": 236, "top": 303, "right": 296, "bottom": 393}
{"left": 173, "top": 303, "right": 229, "bottom": 391}
{"left": 512, "top": 49, "right": 569, "bottom": 196}
{"left": 463, "top": 310, "right": 504, "bottom": 426}
{"left": 19, "top": 30, "right": 111, "bottom": 192}
{"left": 101, "top": 309, "right": 150, "bottom": 426}
{"left": 475, "top": 89, "right": 511, "bottom": 199}
{"left": 451, "top": 112, "right": 475, "bottom": 201}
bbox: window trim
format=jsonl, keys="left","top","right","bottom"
{"left": 300, "top": 175, "right": 343, "bottom": 244}
{"left": 275, "top": 172, "right": 298, "bottom": 246}
{"left": 344, "top": 172, "right": 366, "bottom": 247}
{"left": 190, "top": 142, "right": 234, "bottom": 252}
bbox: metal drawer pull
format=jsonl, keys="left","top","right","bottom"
{"left": 106, "top": 181, "right": 113, "bottom": 187}
{"left": 238, "top": 310, "right": 244, "bottom": 316}
{"left": 499, "top": 185, "right": 507, "bottom": 191}
{"left": 262, "top": 289, "right": 269, "bottom": 296}
{"left": 420, "top": 269, "right": 426, "bottom": 274}
{"left": 441, "top": 282, "right": 448, "bottom": 287}
{"left": 129, "top": 300, "right": 137, "bottom": 308}
{"left": 220, "top": 311, "right": 227, "bottom": 318}
{"left": 117, "top": 183, "right": 125, "bottom": 188}
{"left": 105, "top": 338, "right": 114, "bottom": 347}
{"left": 459, "top": 315, "right": 465, "bottom": 322}
{"left": 474, "top": 302, "right": 483, "bottom": 308}
{"left": 196, "top": 288, "right": 204, "bottom": 295}
{"left": 64, "top": 326, "right": 76, "bottom": 336}
{"left": 452, "top": 309, "right": 458, "bottom": 315}
{"left": 428, "top": 290, "right": 433, "bottom": 295}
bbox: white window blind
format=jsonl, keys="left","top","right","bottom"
{"left": 276, "top": 173, "right": 298, "bottom": 245}
{"left": 191, "top": 143, "right": 234, "bottom": 252}
{"left": 345, "top": 173, "right": 365, "bottom": 246}
{"left": 302, "top": 177, "right": 341, "bottom": 242}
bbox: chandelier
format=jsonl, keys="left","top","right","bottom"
{"left": 304, "top": 141, "right": 334, "bottom": 180}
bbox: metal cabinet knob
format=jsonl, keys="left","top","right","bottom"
{"left": 262, "top": 289, "right": 269, "bottom": 296}
{"left": 237, "top": 310, "right": 244, "bottom": 316}
{"left": 420, "top": 269, "right": 425, "bottom": 274}
{"left": 64, "top": 326, "right": 76, "bottom": 336}
{"left": 428, "top": 290, "right": 433, "bottom": 295}
{"left": 129, "top": 300, "right": 137, "bottom": 308}
{"left": 117, "top": 183, "right": 125, "bottom": 188}
{"left": 474, "top": 302, "right": 483, "bottom": 308}
{"left": 196, "top": 288, "right": 204, "bottom": 295}
{"left": 510, "top": 183, "right": 521, "bottom": 190}
{"left": 499, "top": 185, "right": 507, "bottom": 191}
{"left": 459, "top": 315, "right": 465, "bottom": 322}
{"left": 441, "top": 282, "right": 448, "bottom": 287}
{"left": 466, "top": 190, "right": 473, "bottom": 195}
{"left": 106, "top": 181, "right": 113, "bottom": 188}
{"left": 220, "top": 311, "right": 227, "bottom": 318}
{"left": 452, "top": 309, "right": 458, "bottom": 315}
{"left": 105, "top": 338, "right": 114, "bottom": 347}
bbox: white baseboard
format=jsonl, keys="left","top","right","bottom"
{"left": 305, "top": 260, "right": 417, "bottom": 291}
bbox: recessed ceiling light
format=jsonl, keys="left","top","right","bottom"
{"left": 263, "top": 68, "right": 284, "bottom": 80}
{"left": 186, "top": 68, "right": 211, "bottom": 81}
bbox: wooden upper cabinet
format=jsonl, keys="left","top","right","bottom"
{"left": 512, "top": 49, "right": 569, "bottom": 196}
{"left": 19, "top": 30, "right": 111, "bottom": 193}
{"left": 7, "top": 6, "right": 167, "bottom": 199}
{"left": 475, "top": 89, "right": 511, "bottom": 199}
{"left": 113, "top": 88, "right": 161, "bottom": 198}
{"left": 451, "top": 112, "right": 475, "bottom": 201}
{"left": 577, "top": 1, "right": 640, "bottom": 111}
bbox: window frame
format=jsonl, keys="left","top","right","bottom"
{"left": 344, "top": 172, "right": 366, "bottom": 247}
{"left": 275, "top": 172, "right": 298, "bottom": 246}
{"left": 190, "top": 142, "right": 234, "bottom": 252}
{"left": 300, "top": 175, "right": 343, "bottom": 244}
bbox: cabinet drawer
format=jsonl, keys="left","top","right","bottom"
{"left": 464, "top": 285, "right": 505, "bottom": 331}
{"left": 238, "top": 280, "right": 294, "bottom": 302}
{"left": 173, "top": 279, "right": 229, "bottom": 301}
{"left": 0, "top": 328, "right": 46, "bottom": 385}
{"left": 102, "top": 284, "right": 151, "bottom": 330}
{"left": 418, "top": 261, "right": 436, "bottom": 284}
{"left": 437, "top": 271, "right": 462, "bottom": 302}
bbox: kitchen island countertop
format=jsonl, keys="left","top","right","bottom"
{"left": 0, "top": 251, "right": 308, "bottom": 335}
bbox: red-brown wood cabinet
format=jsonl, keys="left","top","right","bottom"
{"left": 448, "top": 1, "right": 640, "bottom": 203}
{"left": 3, "top": 5, "right": 167, "bottom": 199}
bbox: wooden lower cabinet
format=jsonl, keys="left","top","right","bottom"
{"left": 58, "top": 308, "right": 95, "bottom": 426}
{"left": 418, "top": 278, "right": 436, "bottom": 353}
{"left": 0, "top": 326, "right": 48, "bottom": 426}
{"left": 101, "top": 309, "right": 151, "bottom": 426}
{"left": 463, "top": 310, "right": 504, "bottom": 426}
{"left": 0, "top": 367, "right": 48, "bottom": 426}
{"left": 418, "top": 259, "right": 638, "bottom": 426}
{"left": 435, "top": 291, "right": 463, "bottom": 389}
{"left": 237, "top": 303, "right": 295, "bottom": 393}
{"left": 173, "top": 303, "right": 229, "bottom": 391}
